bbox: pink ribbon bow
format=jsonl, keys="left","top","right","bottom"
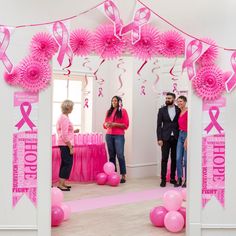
{"left": 182, "top": 39, "right": 203, "bottom": 80}
{"left": 84, "top": 98, "right": 89, "bottom": 108}
{"left": 120, "top": 7, "right": 151, "bottom": 44}
{"left": 172, "top": 83, "right": 178, "bottom": 93}
{"left": 225, "top": 51, "right": 236, "bottom": 93}
{"left": 104, "top": 0, "right": 123, "bottom": 39}
{"left": 53, "top": 21, "right": 73, "bottom": 66}
{"left": 204, "top": 106, "right": 223, "bottom": 134}
{"left": 140, "top": 85, "right": 146, "bottom": 95}
{"left": 0, "top": 26, "right": 13, "bottom": 73}
{"left": 15, "top": 102, "right": 36, "bottom": 130}
{"left": 98, "top": 87, "right": 103, "bottom": 97}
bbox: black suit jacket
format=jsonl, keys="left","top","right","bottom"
{"left": 156, "top": 105, "right": 180, "bottom": 141}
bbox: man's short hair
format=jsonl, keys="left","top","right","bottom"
{"left": 166, "top": 92, "right": 176, "bottom": 99}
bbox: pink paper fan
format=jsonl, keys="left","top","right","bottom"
{"left": 129, "top": 24, "right": 159, "bottom": 61}
{"left": 18, "top": 57, "right": 52, "bottom": 92}
{"left": 30, "top": 32, "right": 59, "bottom": 61}
{"left": 192, "top": 65, "right": 225, "bottom": 100}
{"left": 70, "top": 28, "right": 94, "bottom": 57}
{"left": 4, "top": 68, "right": 20, "bottom": 86}
{"left": 197, "top": 38, "right": 218, "bottom": 66}
{"left": 157, "top": 30, "right": 185, "bottom": 58}
{"left": 93, "top": 24, "right": 126, "bottom": 60}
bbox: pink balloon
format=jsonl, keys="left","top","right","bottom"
{"left": 51, "top": 187, "right": 64, "bottom": 207}
{"left": 103, "top": 162, "right": 115, "bottom": 175}
{"left": 182, "top": 189, "right": 187, "bottom": 201}
{"left": 96, "top": 173, "right": 108, "bottom": 185}
{"left": 164, "top": 211, "right": 185, "bottom": 233}
{"left": 61, "top": 203, "right": 71, "bottom": 221}
{"left": 51, "top": 206, "right": 64, "bottom": 227}
{"left": 178, "top": 207, "right": 186, "bottom": 227}
{"left": 107, "top": 172, "right": 120, "bottom": 187}
{"left": 149, "top": 206, "right": 168, "bottom": 227}
{"left": 163, "top": 190, "right": 183, "bottom": 211}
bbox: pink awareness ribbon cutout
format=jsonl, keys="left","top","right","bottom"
{"left": 0, "top": 26, "right": 13, "bottom": 73}
{"left": 15, "top": 102, "right": 36, "bottom": 130}
{"left": 225, "top": 51, "right": 236, "bottom": 93}
{"left": 172, "top": 83, "right": 178, "bottom": 93}
{"left": 140, "top": 85, "right": 146, "bottom": 95}
{"left": 182, "top": 39, "right": 203, "bottom": 80}
{"left": 53, "top": 21, "right": 73, "bottom": 66}
{"left": 84, "top": 98, "right": 89, "bottom": 108}
{"left": 204, "top": 106, "right": 223, "bottom": 134}
{"left": 98, "top": 87, "right": 103, "bottom": 97}
{"left": 104, "top": 0, "right": 123, "bottom": 39}
{"left": 120, "top": 7, "right": 151, "bottom": 44}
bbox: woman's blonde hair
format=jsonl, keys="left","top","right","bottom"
{"left": 61, "top": 100, "right": 74, "bottom": 114}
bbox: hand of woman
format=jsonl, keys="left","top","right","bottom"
{"left": 184, "top": 139, "right": 187, "bottom": 151}
{"left": 105, "top": 122, "right": 111, "bottom": 128}
{"left": 69, "top": 147, "right": 73, "bottom": 155}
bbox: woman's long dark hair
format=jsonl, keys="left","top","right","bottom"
{"left": 106, "top": 96, "right": 123, "bottom": 119}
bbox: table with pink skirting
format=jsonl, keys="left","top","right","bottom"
{"left": 52, "top": 143, "right": 107, "bottom": 183}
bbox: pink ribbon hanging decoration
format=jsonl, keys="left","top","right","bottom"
{"left": 53, "top": 21, "right": 73, "bottom": 67}
{"left": 117, "top": 58, "right": 126, "bottom": 91}
{"left": 0, "top": 26, "right": 13, "bottom": 73}
{"left": 120, "top": 7, "right": 151, "bottom": 44}
{"left": 204, "top": 106, "right": 223, "bottom": 134}
{"left": 182, "top": 39, "right": 203, "bottom": 80}
{"left": 225, "top": 51, "right": 236, "bottom": 93}
{"left": 98, "top": 87, "right": 103, "bottom": 97}
{"left": 15, "top": 102, "right": 36, "bottom": 130}
{"left": 172, "top": 82, "right": 178, "bottom": 93}
{"left": 140, "top": 85, "right": 146, "bottom": 95}
{"left": 84, "top": 98, "right": 89, "bottom": 108}
{"left": 104, "top": 0, "right": 123, "bottom": 39}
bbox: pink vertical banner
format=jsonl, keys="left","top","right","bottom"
{"left": 13, "top": 91, "right": 39, "bottom": 208}
{"left": 202, "top": 97, "right": 226, "bottom": 208}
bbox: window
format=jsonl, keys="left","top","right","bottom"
{"left": 52, "top": 73, "right": 83, "bottom": 133}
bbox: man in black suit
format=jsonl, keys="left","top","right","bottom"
{"left": 157, "top": 92, "right": 180, "bottom": 187}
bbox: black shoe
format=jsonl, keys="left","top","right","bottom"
{"left": 182, "top": 180, "right": 186, "bottom": 188}
{"left": 170, "top": 179, "right": 177, "bottom": 184}
{"left": 120, "top": 178, "right": 126, "bottom": 184}
{"left": 174, "top": 178, "right": 182, "bottom": 187}
{"left": 64, "top": 185, "right": 72, "bottom": 189}
{"left": 160, "top": 180, "right": 166, "bottom": 187}
{"left": 57, "top": 186, "right": 70, "bottom": 191}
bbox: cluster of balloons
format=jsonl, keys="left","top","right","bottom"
{"left": 150, "top": 189, "right": 187, "bottom": 233}
{"left": 96, "top": 162, "right": 120, "bottom": 187}
{"left": 51, "top": 187, "right": 72, "bottom": 227}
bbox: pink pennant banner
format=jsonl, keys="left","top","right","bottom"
{"left": 182, "top": 39, "right": 203, "bottom": 80}
{"left": 0, "top": 26, "right": 13, "bottom": 73}
{"left": 202, "top": 97, "right": 225, "bottom": 208}
{"left": 104, "top": 0, "right": 123, "bottom": 39}
{"left": 225, "top": 51, "right": 236, "bottom": 93}
{"left": 13, "top": 91, "right": 38, "bottom": 207}
{"left": 120, "top": 7, "right": 151, "bottom": 44}
{"left": 53, "top": 21, "right": 73, "bottom": 67}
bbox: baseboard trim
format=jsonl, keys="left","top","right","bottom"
{"left": 201, "top": 224, "right": 236, "bottom": 229}
{"left": 0, "top": 225, "right": 37, "bottom": 230}
{"left": 126, "top": 162, "right": 157, "bottom": 168}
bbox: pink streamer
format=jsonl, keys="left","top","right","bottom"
{"left": 169, "top": 57, "right": 178, "bottom": 80}
{"left": 15, "top": 102, "right": 36, "bottom": 130}
{"left": 94, "top": 59, "right": 105, "bottom": 80}
{"left": 104, "top": 0, "right": 123, "bottom": 39}
{"left": 53, "top": 21, "right": 73, "bottom": 67}
{"left": 82, "top": 57, "right": 93, "bottom": 71}
{"left": 182, "top": 39, "right": 203, "bottom": 80}
{"left": 84, "top": 98, "right": 89, "bottom": 108}
{"left": 225, "top": 51, "right": 236, "bottom": 93}
{"left": 204, "top": 106, "right": 223, "bottom": 134}
{"left": 98, "top": 87, "right": 103, "bottom": 97}
{"left": 0, "top": 27, "right": 13, "bottom": 73}
{"left": 117, "top": 58, "right": 126, "bottom": 91}
{"left": 120, "top": 7, "right": 151, "bottom": 44}
{"left": 137, "top": 60, "right": 147, "bottom": 75}
{"left": 151, "top": 59, "right": 160, "bottom": 93}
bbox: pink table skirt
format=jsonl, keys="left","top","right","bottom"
{"left": 52, "top": 143, "right": 107, "bottom": 183}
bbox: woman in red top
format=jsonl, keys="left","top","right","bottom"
{"left": 103, "top": 96, "right": 129, "bottom": 183}
{"left": 174, "top": 96, "right": 188, "bottom": 188}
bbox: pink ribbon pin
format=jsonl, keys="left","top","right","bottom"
{"left": 225, "top": 51, "right": 236, "bottom": 93}
{"left": 0, "top": 27, "right": 13, "bottom": 73}
{"left": 15, "top": 102, "right": 36, "bottom": 130}
{"left": 98, "top": 87, "right": 103, "bottom": 97}
{"left": 53, "top": 21, "right": 73, "bottom": 66}
{"left": 104, "top": 0, "right": 123, "bottom": 39}
{"left": 120, "top": 7, "right": 151, "bottom": 44}
{"left": 182, "top": 39, "right": 203, "bottom": 80}
{"left": 204, "top": 106, "right": 223, "bottom": 134}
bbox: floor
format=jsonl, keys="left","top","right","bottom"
{"left": 52, "top": 177, "right": 186, "bottom": 236}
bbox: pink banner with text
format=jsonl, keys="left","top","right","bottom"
{"left": 13, "top": 91, "right": 38, "bottom": 207}
{"left": 202, "top": 97, "right": 225, "bottom": 208}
